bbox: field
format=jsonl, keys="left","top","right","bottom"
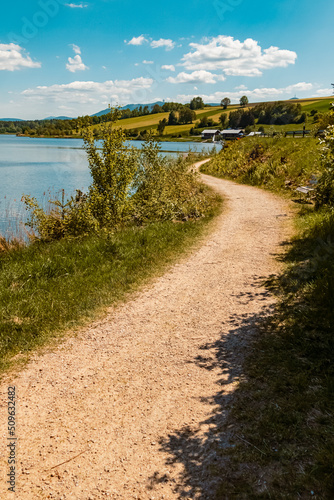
{"left": 86, "top": 96, "right": 333, "bottom": 140}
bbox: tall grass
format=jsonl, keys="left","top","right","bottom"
{"left": 201, "top": 136, "right": 321, "bottom": 193}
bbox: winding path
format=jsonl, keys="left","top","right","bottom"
{"left": 0, "top": 162, "right": 293, "bottom": 499}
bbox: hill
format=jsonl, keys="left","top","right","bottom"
{"left": 91, "top": 101, "right": 165, "bottom": 117}
{"left": 0, "top": 118, "right": 23, "bottom": 122}
{"left": 43, "top": 116, "right": 73, "bottom": 121}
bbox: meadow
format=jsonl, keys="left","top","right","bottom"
{"left": 88, "top": 97, "right": 333, "bottom": 139}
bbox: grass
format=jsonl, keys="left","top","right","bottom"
{"left": 201, "top": 136, "right": 322, "bottom": 194}
{"left": 301, "top": 97, "right": 333, "bottom": 114}
{"left": 0, "top": 191, "right": 222, "bottom": 375}
{"left": 199, "top": 136, "right": 334, "bottom": 497}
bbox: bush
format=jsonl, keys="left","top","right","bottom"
{"left": 23, "top": 112, "right": 215, "bottom": 241}
{"left": 315, "top": 125, "right": 334, "bottom": 208}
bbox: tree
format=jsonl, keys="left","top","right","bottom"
{"left": 190, "top": 97, "right": 205, "bottom": 110}
{"left": 221, "top": 97, "right": 231, "bottom": 109}
{"left": 168, "top": 111, "right": 178, "bottom": 126}
{"left": 157, "top": 118, "right": 167, "bottom": 135}
{"left": 198, "top": 116, "right": 208, "bottom": 128}
{"left": 240, "top": 95, "right": 249, "bottom": 107}
{"left": 240, "top": 110, "right": 255, "bottom": 128}
{"left": 151, "top": 104, "right": 163, "bottom": 114}
{"left": 219, "top": 113, "right": 228, "bottom": 128}
{"left": 178, "top": 108, "right": 196, "bottom": 124}
{"left": 229, "top": 110, "right": 242, "bottom": 129}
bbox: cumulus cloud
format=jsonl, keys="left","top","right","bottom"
{"left": 126, "top": 35, "right": 148, "bottom": 46}
{"left": 0, "top": 43, "right": 41, "bottom": 71}
{"left": 143, "top": 60, "right": 154, "bottom": 65}
{"left": 66, "top": 54, "right": 89, "bottom": 73}
{"left": 161, "top": 65, "right": 176, "bottom": 72}
{"left": 176, "top": 82, "right": 314, "bottom": 103}
{"left": 151, "top": 39, "right": 176, "bottom": 51}
{"left": 70, "top": 44, "right": 81, "bottom": 55}
{"left": 21, "top": 78, "right": 154, "bottom": 107}
{"left": 167, "top": 70, "right": 225, "bottom": 85}
{"left": 315, "top": 88, "right": 333, "bottom": 96}
{"left": 181, "top": 36, "right": 297, "bottom": 77}
{"left": 285, "top": 82, "right": 314, "bottom": 93}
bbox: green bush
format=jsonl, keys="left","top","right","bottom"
{"left": 315, "top": 125, "right": 334, "bottom": 208}
{"left": 23, "top": 113, "right": 215, "bottom": 241}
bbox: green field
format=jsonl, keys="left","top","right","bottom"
{"left": 86, "top": 96, "right": 333, "bottom": 140}
{"left": 300, "top": 97, "right": 333, "bottom": 113}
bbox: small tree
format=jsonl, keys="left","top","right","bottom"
{"left": 219, "top": 113, "right": 228, "bottom": 128}
{"left": 82, "top": 108, "right": 139, "bottom": 228}
{"left": 151, "top": 104, "right": 163, "bottom": 114}
{"left": 221, "top": 97, "right": 231, "bottom": 109}
{"left": 190, "top": 97, "right": 205, "bottom": 110}
{"left": 240, "top": 95, "right": 249, "bottom": 107}
{"left": 157, "top": 118, "right": 167, "bottom": 135}
{"left": 168, "top": 110, "right": 178, "bottom": 126}
{"left": 179, "top": 108, "right": 196, "bottom": 124}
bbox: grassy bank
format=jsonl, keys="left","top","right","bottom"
{"left": 201, "top": 136, "right": 321, "bottom": 193}
{"left": 0, "top": 191, "right": 221, "bottom": 375}
{"left": 201, "top": 137, "right": 334, "bottom": 497}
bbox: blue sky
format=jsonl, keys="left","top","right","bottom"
{"left": 0, "top": 0, "right": 333, "bottom": 119}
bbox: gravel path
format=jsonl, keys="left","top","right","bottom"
{"left": 0, "top": 162, "right": 293, "bottom": 499}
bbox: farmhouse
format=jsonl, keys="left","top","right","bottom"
{"left": 221, "top": 129, "right": 244, "bottom": 140}
{"left": 201, "top": 129, "right": 221, "bottom": 140}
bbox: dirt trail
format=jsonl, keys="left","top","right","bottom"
{"left": 0, "top": 162, "right": 293, "bottom": 499}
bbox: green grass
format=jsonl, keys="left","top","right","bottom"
{"left": 0, "top": 192, "right": 222, "bottom": 375}
{"left": 198, "top": 136, "right": 334, "bottom": 497}
{"left": 201, "top": 136, "right": 322, "bottom": 194}
{"left": 301, "top": 97, "right": 333, "bottom": 114}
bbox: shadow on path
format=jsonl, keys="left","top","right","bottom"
{"left": 147, "top": 276, "right": 275, "bottom": 499}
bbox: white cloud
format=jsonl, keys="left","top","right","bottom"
{"left": 0, "top": 43, "right": 41, "bottom": 71}
{"left": 285, "top": 82, "right": 314, "bottom": 93}
{"left": 235, "top": 84, "right": 248, "bottom": 90}
{"left": 161, "top": 65, "right": 176, "bottom": 71}
{"left": 126, "top": 35, "right": 148, "bottom": 46}
{"left": 70, "top": 44, "right": 81, "bottom": 55}
{"left": 176, "top": 82, "right": 314, "bottom": 103}
{"left": 167, "top": 70, "right": 225, "bottom": 85}
{"left": 143, "top": 60, "right": 154, "bottom": 65}
{"left": 21, "top": 78, "right": 154, "bottom": 107}
{"left": 65, "top": 3, "right": 88, "bottom": 7}
{"left": 66, "top": 54, "right": 89, "bottom": 73}
{"left": 315, "top": 88, "right": 333, "bottom": 96}
{"left": 151, "top": 39, "right": 176, "bottom": 51}
{"left": 181, "top": 36, "right": 297, "bottom": 77}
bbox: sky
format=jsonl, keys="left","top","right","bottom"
{"left": 0, "top": 0, "right": 333, "bottom": 119}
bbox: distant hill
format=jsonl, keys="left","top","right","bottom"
{"left": 43, "top": 116, "right": 73, "bottom": 121}
{"left": 91, "top": 101, "right": 165, "bottom": 117}
{"left": 0, "top": 118, "right": 24, "bottom": 122}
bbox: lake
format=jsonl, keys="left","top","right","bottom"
{"left": 0, "top": 135, "right": 221, "bottom": 239}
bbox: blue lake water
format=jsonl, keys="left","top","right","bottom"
{"left": 0, "top": 135, "right": 221, "bottom": 239}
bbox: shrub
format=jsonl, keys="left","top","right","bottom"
{"left": 23, "top": 112, "right": 215, "bottom": 241}
{"left": 315, "top": 125, "right": 334, "bottom": 208}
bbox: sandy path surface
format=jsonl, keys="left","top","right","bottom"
{"left": 0, "top": 162, "right": 293, "bottom": 499}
